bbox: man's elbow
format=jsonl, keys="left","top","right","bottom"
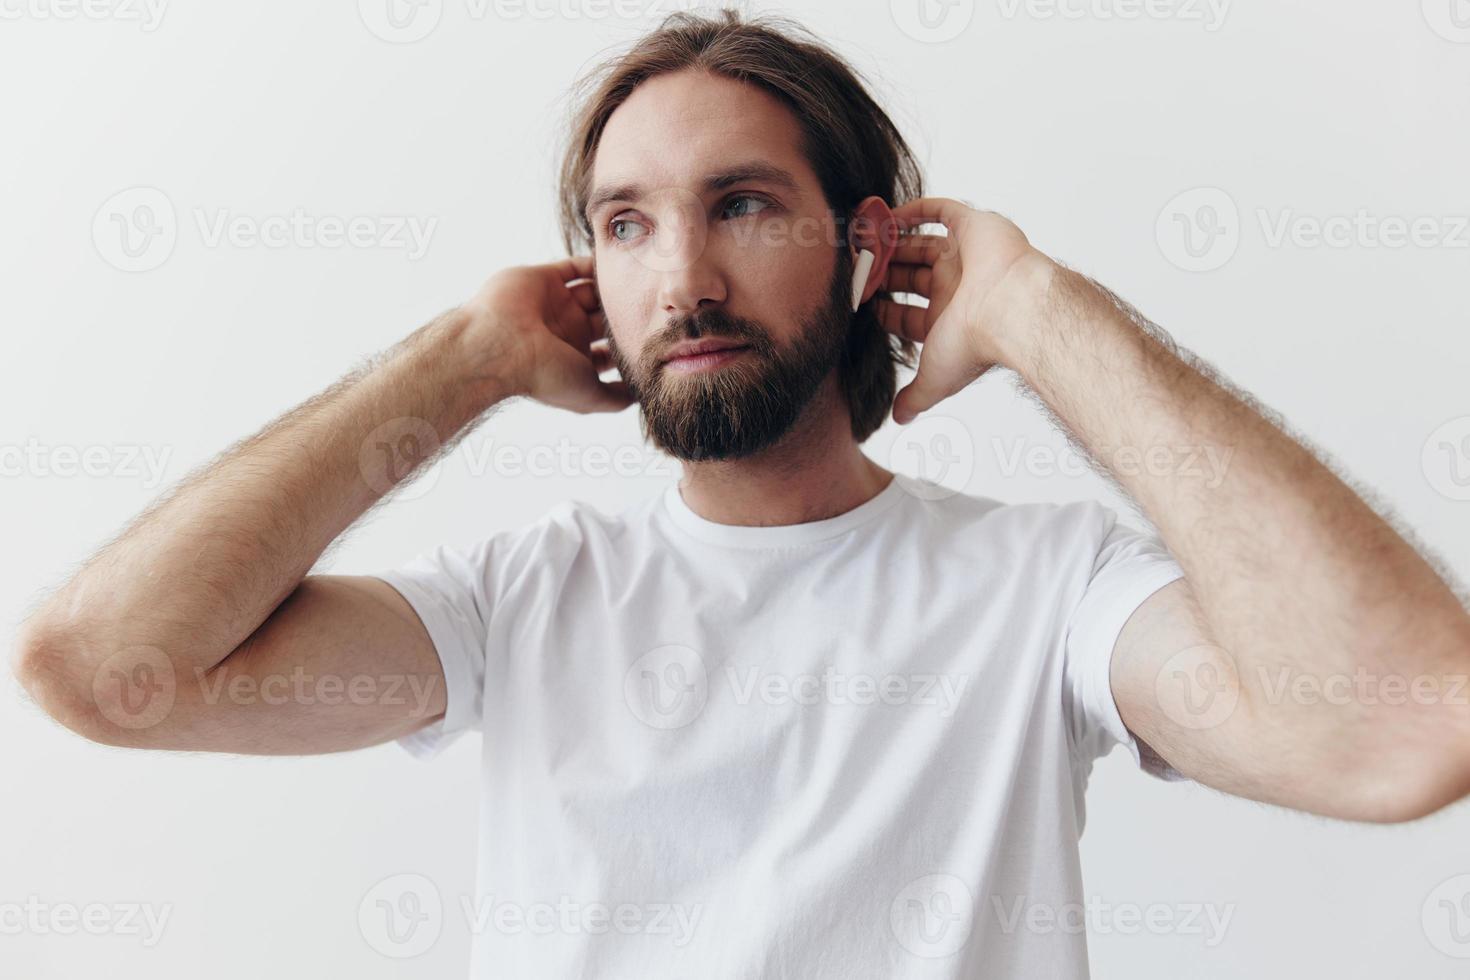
{"left": 1333, "top": 745, "right": 1470, "bottom": 825}
{"left": 11, "top": 623, "right": 152, "bottom": 749}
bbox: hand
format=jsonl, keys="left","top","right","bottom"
{"left": 460, "top": 255, "right": 633, "bottom": 414}
{"left": 876, "top": 197, "right": 1055, "bottom": 424}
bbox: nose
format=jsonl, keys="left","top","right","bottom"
{"left": 651, "top": 197, "right": 727, "bottom": 317}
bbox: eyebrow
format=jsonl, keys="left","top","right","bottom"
{"left": 584, "top": 162, "right": 801, "bottom": 225}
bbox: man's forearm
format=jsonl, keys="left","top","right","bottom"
{"left": 22, "top": 308, "right": 510, "bottom": 681}
{"left": 996, "top": 256, "right": 1470, "bottom": 757}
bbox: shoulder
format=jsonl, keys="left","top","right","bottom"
{"left": 489, "top": 493, "right": 635, "bottom": 556}
{"left": 901, "top": 477, "right": 1123, "bottom": 556}
{"left": 475, "top": 492, "right": 648, "bottom": 590}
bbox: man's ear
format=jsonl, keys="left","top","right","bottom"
{"left": 846, "top": 196, "right": 897, "bottom": 311}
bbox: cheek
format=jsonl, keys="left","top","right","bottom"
{"left": 591, "top": 252, "right": 632, "bottom": 321}
{"left": 613, "top": 287, "right": 657, "bottom": 333}
{"left": 730, "top": 241, "right": 833, "bottom": 316}
{"left": 597, "top": 280, "right": 656, "bottom": 358}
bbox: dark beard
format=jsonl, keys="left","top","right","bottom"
{"left": 607, "top": 249, "right": 853, "bottom": 462}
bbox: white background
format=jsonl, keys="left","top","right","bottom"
{"left": 3, "top": 0, "right": 1469, "bottom": 976}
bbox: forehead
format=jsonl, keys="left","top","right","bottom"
{"left": 591, "top": 69, "right": 819, "bottom": 200}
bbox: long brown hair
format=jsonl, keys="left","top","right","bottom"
{"left": 556, "top": 8, "right": 924, "bottom": 443}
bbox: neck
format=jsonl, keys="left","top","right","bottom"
{"left": 673, "top": 377, "right": 895, "bottom": 527}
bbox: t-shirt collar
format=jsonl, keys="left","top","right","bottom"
{"left": 660, "top": 471, "right": 911, "bottom": 549}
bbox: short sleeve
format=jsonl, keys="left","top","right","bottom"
{"left": 369, "top": 538, "right": 494, "bottom": 759}
{"left": 1063, "top": 506, "right": 1189, "bottom": 781}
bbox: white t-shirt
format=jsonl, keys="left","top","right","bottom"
{"left": 371, "top": 472, "right": 1187, "bottom": 978}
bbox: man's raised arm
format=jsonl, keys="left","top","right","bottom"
{"left": 878, "top": 196, "right": 1470, "bottom": 823}
{"left": 9, "top": 257, "right": 628, "bottom": 754}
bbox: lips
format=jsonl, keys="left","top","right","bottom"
{"left": 660, "top": 338, "right": 750, "bottom": 364}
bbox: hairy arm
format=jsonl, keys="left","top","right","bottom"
{"left": 1008, "top": 257, "right": 1470, "bottom": 823}
{"left": 10, "top": 257, "right": 626, "bottom": 753}
{"left": 879, "top": 196, "right": 1470, "bottom": 823}
{"left": 10, "top": 312, "right": 502, "bottom": 752}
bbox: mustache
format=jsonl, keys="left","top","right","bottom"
{"left": 647, "top": 309, "right": 774, "bottom": 367}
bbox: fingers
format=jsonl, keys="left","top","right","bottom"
{"left": 588, "top": 339, "right": 616, "bottom": 373}
{"left": 875, "top": 294, "right": 931, "bottom": 343}
{"left": 587, "top": 378, "right": 635, "bottom": 414}
{"left": 889, "top": 305, "right": 999, "bottom": 424}
{"left": 540, "top": 337, "right": 634, "bottom": 415}
{"left": 893, "top": 365, "right": 994, "bottom": 426}
{"left": 891, "top": 233, "right": 956, "bottom": 267}
{"left": 551, "top": 288, "right": 608, "bottom": 352}
{"left": 890, "top": 197, "right": 971, "bottom": 235}
{"left": 572, "top": 362, "right": 635, "bottom": 414}
{"left": 551, "top": 253, "right": 596, "bottom": 286}
{"left": 884, "top": 262, "right": 935, "bottom": 297}
{"left": 891, "top": 333, "right": 962, "bottom": 425}
{"left": 567, "top": 278, "right": 601, "bottom": 315}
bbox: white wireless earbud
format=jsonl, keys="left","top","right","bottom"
{"left": 850, "top": 248, "right": 875, "bottom": 313}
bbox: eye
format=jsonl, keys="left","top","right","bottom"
{"left": 721, "top": 193, "right": 772, "bottom": 220}
{"left": 608, "top": 215, "right": 648, "bottom": 244}
{"left": 606, "top": 194, "right": 772, "bottom": 246}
